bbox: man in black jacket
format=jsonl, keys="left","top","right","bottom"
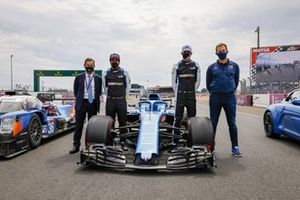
{"left": 102, "top": 53, "right": 131, "bottom": 148}
{"left": 172, "top": 45, "right": 201, "bottom": 142}
{"left": 70, "top": 58, "right": 102, "bottom": 154}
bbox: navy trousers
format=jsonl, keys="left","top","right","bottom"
{"left": 209, "top": 93, "right": 238, "bottom": 147}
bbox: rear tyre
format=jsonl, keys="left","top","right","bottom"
{"left": 187, "top": 117, "right": 214, "bottom": 147}
{"left": 263, "top": 112, "right": 279, "bottom": 138}
{"left": 28, "top": 114, "right": 42, "bottom": 148}
{"left": 85, "top": 115, "right": 114, "bottom": 145}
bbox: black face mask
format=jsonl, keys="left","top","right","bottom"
{"left": 85, "top": 66, "right": 94, "bottom": 73}
{"left": 111, "top": 63, "right": 119, "bottom": 69}
{"left": 182, "top": 53, "right": 191, "bottom": 60}
{"left": 216, "top": 52, "right": 228, "bottom": 60}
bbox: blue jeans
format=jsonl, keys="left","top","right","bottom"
{"left": 209, "top": 93, "right": 238, "bottom": 147}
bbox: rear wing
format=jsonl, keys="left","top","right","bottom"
{"left": 5, "top": 90, "right": 31, "bottom": 96}
{"left": 137, "top": 97, "right": 174, "bottom": 108}
{"left": 36, "top": 92, "right": 75, "bottom": 105}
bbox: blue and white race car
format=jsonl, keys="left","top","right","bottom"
{"left": 263, "top": 89, "right": 300, "bottom": 141}
{"left": 80, "top": 93, "right": 215, "bottom": 170}
{"left": 0, "top": 91, "right": 75, "bottom": 157}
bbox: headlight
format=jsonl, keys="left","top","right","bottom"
{"left": 0, "top": 117, "right": 16, "bottom": 134}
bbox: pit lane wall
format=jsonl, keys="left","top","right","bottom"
{"left": 199, "top": 93, "right": 285, "bottom": 108}
{"left": 47, "top": 93, "right": 285, "bottom": 108}
{"left": 237, "top": 93, "right": 285, "bottom": 108}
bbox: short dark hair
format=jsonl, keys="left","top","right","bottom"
{"left": 215, "top": 43, "right": 228, "bottom": 52}
{"left": 109, "top": 53, "right": 120, "bottom": 61}
{"left": 84, "top": 57, "right": 95, "bottom": 66}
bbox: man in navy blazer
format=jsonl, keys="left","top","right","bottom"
{"left": 70, "top": 58, "right": 102, "bottom": 154}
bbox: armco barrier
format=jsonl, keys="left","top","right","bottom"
{"left": 252, "top": 94, "right": 270, "bottom": 108}
{"left": 269, "top": 93, "right": 285, "bottom": 104}
{"left": 248, "top": 93, "right": 286, "bottom": 108}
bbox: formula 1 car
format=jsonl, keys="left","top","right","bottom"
{"left": 80, "top": 93, "right": 215, "bottom": 170}
{"left": 263, "top": 88, "right": 300, "bottom": 141}
{"left": 0, "top": 91, "right": 75, "bottom": 157}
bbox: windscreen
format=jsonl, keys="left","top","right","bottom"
{"left": 0, "top": 101, "right": 24, "bottom": 113}
{"left": 139, "top": 102, "right": 151, "bottom": 112}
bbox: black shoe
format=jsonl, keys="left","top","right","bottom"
{"left": 120, "top": 141, "right": 128, "bottom": 151}
{"left": 69, "top": 146, "right": 80, "bottom": 154}
{"left": 168, "top": 142, "right": 177, "bottom": 153}
{"left": 172, "top": 138, "right": 179, "bottom": 145}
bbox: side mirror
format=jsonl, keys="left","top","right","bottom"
{"left": 291, "top": 99, "right": 300, "bottom": 106}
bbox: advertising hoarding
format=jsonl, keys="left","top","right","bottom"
{"left": 250, "top": 45, "right": 300, "bottom": 84}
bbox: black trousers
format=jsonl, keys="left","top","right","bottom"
{"left": 106, "top": 98, "right": 127, "bottom": 135}
{"left": 174, "top": 93, "right": 196, "bottom": 130}
{"left": 73, "top": 99, "right": 97, "bottom": 147}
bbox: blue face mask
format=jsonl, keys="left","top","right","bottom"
{"left": 216, "top": 52, "right": 228, "bottom": 60}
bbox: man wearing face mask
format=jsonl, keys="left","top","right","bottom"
{"left": 206, "top": 43, "right": 241, "bottom": 157}
{"left": 70, "top": 58, "right": 102, "bottom": 154}
{"left": 102, "top": 53, "right": 131, "bottom": 148}
{"left": 172, "top": 45, "right": 201, "bottom": 143}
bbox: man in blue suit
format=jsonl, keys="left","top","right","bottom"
{"left": 70, "top": 58, "right": 102, "bottom": 154}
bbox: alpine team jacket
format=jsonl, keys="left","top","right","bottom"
{"left": 206, "top": 60, "right": 240, "bottom": 94}
{"left": 102, "top": 67, "right": 131, "bottom": 98}
{"left": 172, "top": 60, "right": 201, "bottom": 93}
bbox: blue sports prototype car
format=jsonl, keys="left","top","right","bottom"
{"left": 0, "top": 91, "right": 75, "bottom": 157}
{"left": 263, "top": 89, "right": 300, "bottom": 141}
{"left": 80, "top": 93, "right": 215, "bottom": 170}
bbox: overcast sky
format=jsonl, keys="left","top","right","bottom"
{"left": 0, "top": 0, "right": 299, "bottom": 91}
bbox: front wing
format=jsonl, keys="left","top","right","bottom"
{"left": 80, "top": 144, "right": 216, "bottom": 170}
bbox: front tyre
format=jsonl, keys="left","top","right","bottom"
{"left": 85, "top": 115, "right": 114, "bottom": 146}
{"left": 263, "top": 111, "right": 279, "bottom": 138}
{"left": 187, "top": 117, "right": 214, "bottom": 147}
{"left": 28, "top": 114, "right": 42, "bottom": 148}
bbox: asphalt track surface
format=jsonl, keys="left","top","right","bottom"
{"left": 1, "top": 103, "right": 300, "bottom": 200}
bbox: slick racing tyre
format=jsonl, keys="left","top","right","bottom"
{"left": 187, "top": 117, "right": 214, "bottom": 147}
{"left": 28, "top": 114, "right": 42, "bottom": 148}
{"left": 263, "top": 111, "right": 279, "bottom": 138}
{"left": 85, "top": 115, "right": 114, "bottom": 145}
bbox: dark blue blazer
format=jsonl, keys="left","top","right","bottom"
{"left": 73, "top": 73, "right": 102, "bottom": 112}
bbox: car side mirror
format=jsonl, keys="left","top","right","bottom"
{"left": 291, "top": 99, "right": 300, "bottom": 106}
